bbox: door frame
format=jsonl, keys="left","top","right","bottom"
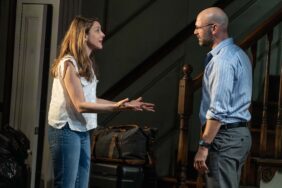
{"left": 11, "top": 0, "right": 60, "bottom": 187}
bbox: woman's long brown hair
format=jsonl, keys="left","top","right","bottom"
{"left": 50, "top": 16, "right": 99, "bottom": 81}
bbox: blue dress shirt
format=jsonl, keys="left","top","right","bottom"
{"left": 199, "top": 38, "right": 252, "bottom": 125}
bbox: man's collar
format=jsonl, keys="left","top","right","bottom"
{"left": 209, "top": 38, "right": 233, "bottom": 56}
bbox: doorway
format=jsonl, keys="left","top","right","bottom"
{"left": 10, "top": 2, "right": 53, "bottom": 188}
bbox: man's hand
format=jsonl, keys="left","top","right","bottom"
{"left": 193, "top": 119, "right": 221, "bottom": 173}
{"left": 194, "top": 147, "right": 209, "bottom": 174}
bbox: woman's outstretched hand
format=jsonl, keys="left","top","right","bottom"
{"left": 114, "top": 97, "right": 155, "bottom": 112}
{"left": 125, "top": 97, "right": 155, "bottom": 112}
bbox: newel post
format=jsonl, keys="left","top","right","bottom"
{"left": 176, "top": 64, "right": 193, "bottom": 188}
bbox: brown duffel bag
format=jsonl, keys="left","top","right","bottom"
{"left": 91, "top": 125, "right": 157, "bottom": 165}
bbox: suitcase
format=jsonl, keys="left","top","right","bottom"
{"left": 90, "top": 163, "right": 144, "bottom": 188}
{"left": 91, "top": 125, "right": 157, "bottom": 165}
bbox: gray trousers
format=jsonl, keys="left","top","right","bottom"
{"left": 205, "top": 127, "right": 252, "bottom": 188}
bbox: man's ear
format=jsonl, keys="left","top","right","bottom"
{"left": 211, "top": 24, "right": 217, "bottom": 34}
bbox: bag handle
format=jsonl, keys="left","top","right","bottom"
{"left": 108, "top": 124, "right": 139, "bottom": 131}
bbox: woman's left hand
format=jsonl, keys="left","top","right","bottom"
{"left": 125, "top": 97, "right": 155, "bottom": 112}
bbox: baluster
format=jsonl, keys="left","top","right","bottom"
{"left": 275, "top": 66, "right": 282, "bottom": 158}
{"left": 248, "top": 43, "right": 257, "bottom": 129}
{"left": 251, "top": 42, "right": 258, "bottom": 68}
{"left": 176, "top": 64, "right": 193, "bottom": 188}
{"left": 241, "top": 42, "right": 258, "bottom": 185}
{"left": 260, "top": 31, "right": 273, "bottom": 156}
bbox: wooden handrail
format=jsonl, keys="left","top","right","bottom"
{"left": 100, "top": 0, "right": 234, "bottom": 99}
{"left": 192, "top": 73, "right": 204, "bottom": 91}
{"left": 238, "top": 6, "right": 282, "bottom": 49}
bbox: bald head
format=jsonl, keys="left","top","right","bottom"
{"left": 194, "top": 7, "right": 229, "bottom": 48}
{"left": 198, "top": 7, "right": 229, "bottom": 31}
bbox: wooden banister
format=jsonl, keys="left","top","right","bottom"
{"left": 192, "top": 73, "right": 204, "bottom": 91}
{"left": 238, "top": 7, "right": 282, "bottom": 49}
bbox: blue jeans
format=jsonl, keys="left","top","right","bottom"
{"left": 48, "top": 123, "right": 91, "bottom": 188}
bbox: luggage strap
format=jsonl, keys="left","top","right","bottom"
{"left": 108, "top": 133, "right": 118, "bottom": 159}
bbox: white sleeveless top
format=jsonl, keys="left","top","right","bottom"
{"left": 48, "top": 55, "right": 98, "bottom": 131}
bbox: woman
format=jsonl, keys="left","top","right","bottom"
{"left": 48, "top": 16, "right": 154, "bottom": 188}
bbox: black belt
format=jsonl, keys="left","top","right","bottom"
{"left": 220, "top": 122, "right": 248, "bottom": 130}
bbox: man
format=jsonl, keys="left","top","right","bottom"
{"left": 193, "top": 7, "right": 252, "bottom": 188}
